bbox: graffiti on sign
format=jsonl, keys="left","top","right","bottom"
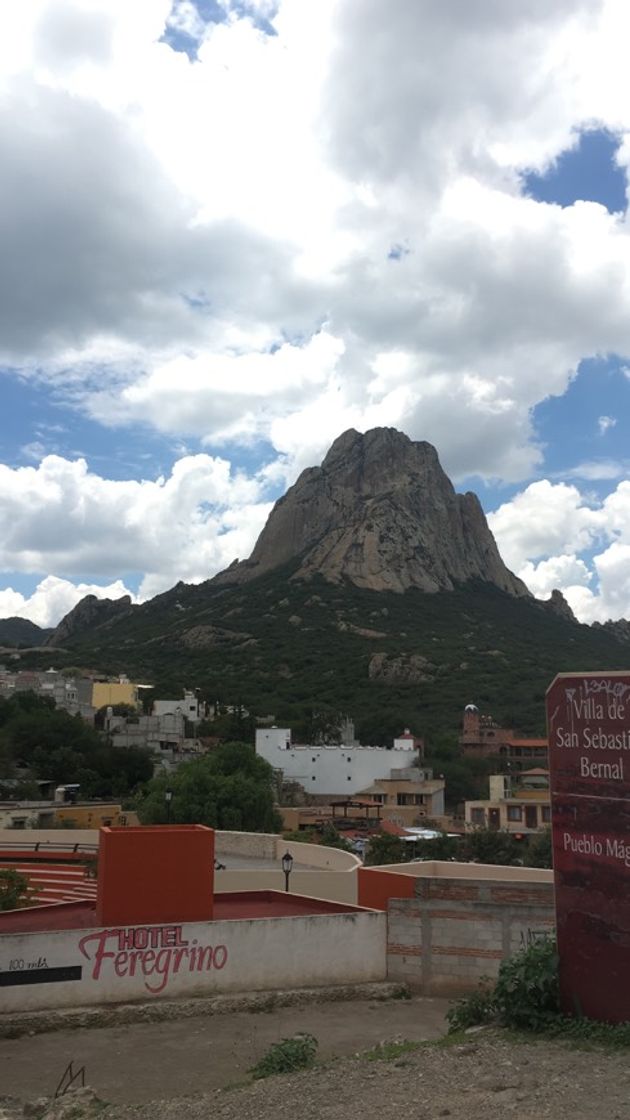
{"left": 78, "top": 924, "right": 228, "bottom": 994}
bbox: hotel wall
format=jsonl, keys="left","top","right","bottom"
{"left": 0, "top": 910, "right": 386, "bottom": 1013}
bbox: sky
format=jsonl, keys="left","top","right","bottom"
{"left": 2, "top": 0, "right": 630, "bottom": 629}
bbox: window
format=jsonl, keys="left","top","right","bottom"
{"left": 507, "top": 805, "right": 522, "bottom": 821}
{"left": 471, "top": 808, "right": 485, "bottom": 826}
{"left": 372, "top": 794, "right": 385, "bottom": 804}
{"left": 542, "top": 806, "right": 551, "bottom": 823}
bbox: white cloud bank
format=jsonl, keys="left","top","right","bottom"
{"left": 3, "top": 2, "right": 630, "bottom": 623}
{"left": 489, "top": 480, "right": 630, "bottom": 623}
{"left": 0, "top": 455, "right": 272, "bottom": 620}
{"left": 0, "top": 577, "right": 136, "bottom": 631}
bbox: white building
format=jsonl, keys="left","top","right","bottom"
{"left": 255, "top": 727, "right": 422, "bottom": 796}
{"left": 152, "top": 690, "right": 204, "bottom": 723}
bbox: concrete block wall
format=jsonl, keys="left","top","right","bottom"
{"left": 387, "top": 877, "right": 555, "bottom": 995}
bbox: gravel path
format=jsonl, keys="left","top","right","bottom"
{"left": 101, "top": 1034, "right": 630, "bottom": 1120}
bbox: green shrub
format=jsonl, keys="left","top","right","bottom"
{"left": 250, "top": 1034, "right": 318, "bottom": 1079}
{"left": 493, "top": 936, "right": 559, "bottom": 1029}
{"left": 0, "top": 869, "right": 30, "bottom": 912}
{"left": 446, "top": 985, "right": 496, "bottom": 1032}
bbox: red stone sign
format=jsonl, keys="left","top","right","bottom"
{"left": 546, "top": 672, "right": 630, "bottom": 1022}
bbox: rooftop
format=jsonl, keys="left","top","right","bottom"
{"left": 0, "top": 890, "right": 369, "bottom": 934}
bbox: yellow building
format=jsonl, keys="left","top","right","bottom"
{"left": 54, "top": 803, "right": 139, "bottom": 829}
{"left": 465, "top": 770, "right": 550, "bottom": 835}
{"left": 92, "top": 678, "right": 141, "bottom": 710}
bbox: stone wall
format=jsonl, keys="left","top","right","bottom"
{"left": 387, "top": 876, "right": 555, "bottom": 995}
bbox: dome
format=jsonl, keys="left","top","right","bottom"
{"left": 464, "top": 703, "right": 478, "bottom": 712}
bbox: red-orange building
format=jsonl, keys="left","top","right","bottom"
{"left": 459, "top": 704, "right": 547, "bottom": 770}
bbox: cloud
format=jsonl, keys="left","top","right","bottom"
{"left": 488, "top": 480, "right": 603, "bottom": 570}
{"left": 2, "top": 0, "right": 630, "bottom": 489}
{"left": 0, "top": 576, "right": 135, "bottom": 630}
{"left": 6, "top": 1, "right": 630, "bottom": 617}
{"left": 490, "top": 476, "right": 630, "bottom": 621}
{"left": 0, "top": 455, "right": 273, "bottom": 608}
{"left": 598, "top": 415, "right": 617, "bottom": 434}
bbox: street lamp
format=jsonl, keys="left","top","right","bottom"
{"left": 282, "top": 850, "right": 293, "bottom": 892}
{"left": 165, "top": 788, "right": 173, "bottom": 824}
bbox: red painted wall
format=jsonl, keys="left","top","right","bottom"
{"left": 358, "top": 867, "right": 416, "bottom": 911}
{"left": 96, "top": 825, "right": 214, "bottom": 926}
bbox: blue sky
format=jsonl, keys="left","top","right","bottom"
{"left": 2, "top": 1, "right": 630, "bottom": 627}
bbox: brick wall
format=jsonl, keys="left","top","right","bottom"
{"left": 387, "top": 876, "right": 555, "bottom": 995}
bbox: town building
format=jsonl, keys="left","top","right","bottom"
{"left": 152, "top": 690, "right": 206, "bottom": 723}
{"left": 92, "top": 676, "right": 146, "bottom": 711}
{"left": 464, "top": 769, "right": 551, "bottom": 834}
{"left": 256, "top": 725, "right": 431, "bottom": 798}
{"left": 105, "top": 709, "right": 204, "bottom": 770}
{"left": 359, "top": 765, "right": 445, "bottom": 824}
{"left": 0, "top": 666, "right": 95, "bottom": 720}
{"left": 459, "top": 703, "right": 548, "bottom": 769}
{"left": 0, "top": 797, "right": 134, "bottom": 830}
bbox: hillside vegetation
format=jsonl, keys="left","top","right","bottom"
{"left": 14, "top": 564, "right": 630, "bottom": 743}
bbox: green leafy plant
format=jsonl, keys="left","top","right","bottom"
{"left": 493, "top": 936, "right": 559, "bottom": 1029}
{"left": 448, "top": 938, "right": 559, "bottom": 1033}
{"left": 446, "top": 985, "right": 497, "bottom": 1032}
{"left": 319, "top": 823, "right": 353, "bottom": 851}
{"left": 362, "top": 1039, "right": 422, "bottom": 1062}
{"left": 250, "top": 1034, "right": 318, "bottom": 1079}
{"left": 524, "top": 827, "right": 553, "bottom": 868}
{"left": 365, "top": 832, "right": 406, "bottom": 865}
{"left": 0, "top": 868, "right": 30, "bottom": 912}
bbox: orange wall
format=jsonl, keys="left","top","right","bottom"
{"left": 96, "top": 825, "right": 214, "bottom": 926}
{"left": 358, "top": 866, "right": 416, "bottom": 911}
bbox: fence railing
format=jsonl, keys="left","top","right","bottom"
{"left": 0, "top": 840, "right": 98, "bottom": 854}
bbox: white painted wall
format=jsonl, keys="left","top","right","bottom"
{"left": 153, "top": 692, "right": 201, "bottom": 722}
{"left": 0, "top": 910, "right": 386, "bottom": 1012}
{"left": 256, "top": 730, "right": 419, "bottom": 795}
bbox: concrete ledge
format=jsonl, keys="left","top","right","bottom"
{"left": 0, "top": 981, "right": 409, "bottom": 1039}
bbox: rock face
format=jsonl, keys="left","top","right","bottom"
{"left": 593, "top": 618, "right": 630, "bottom": 643}
{"left": 544, "top": 589, "right": 577, "bottom": 622}
{"left": 213, "top": 427, "right": 530, "bottom": 596}
{"left": 46, "top": 594, "right": 134, "bottom": 647}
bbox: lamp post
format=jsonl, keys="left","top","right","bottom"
{"left": 165, "top": 788, "right": 173, "bottom": 824}
{"left": 282, "top": 850, "right": 293, "bottom": 892}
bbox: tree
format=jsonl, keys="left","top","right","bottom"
{"left": 319, "top": 824, "right": 353, "bottom": 851}
{"left": 0, "top": 869, "right": 30, "bottom": 912}
{"left": 0, "top": 696, "right": 154, "bottom": 800}
{"left": 365, "top": 833, "right": 407, "bottom": 866}
{"left": 461, "top": 828, "right": 521, "bottom": 866}
{"left": 525, "top": 828, "right": 552, "bottom": 869}
{"left": 137, "top": 742, "right": 283, "bottom": 833}
{"left": 413, "top": 832, "right": 461, "bottom": 861}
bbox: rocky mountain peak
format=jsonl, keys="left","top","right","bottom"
{"left": 213, "top": 426, "right": 530, "bottom": 597}
{"left": 544, "top": 589, "right": 577, "bottom": 622}
{"left": 47, "top": 593, "right": 134, "bottom": 648}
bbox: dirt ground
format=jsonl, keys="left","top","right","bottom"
{"left": 101, "top": 1033, "right": 630, "bottom": 1120}
{"left": 0, "top": 996, "right": 449, "bottom": 1105}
